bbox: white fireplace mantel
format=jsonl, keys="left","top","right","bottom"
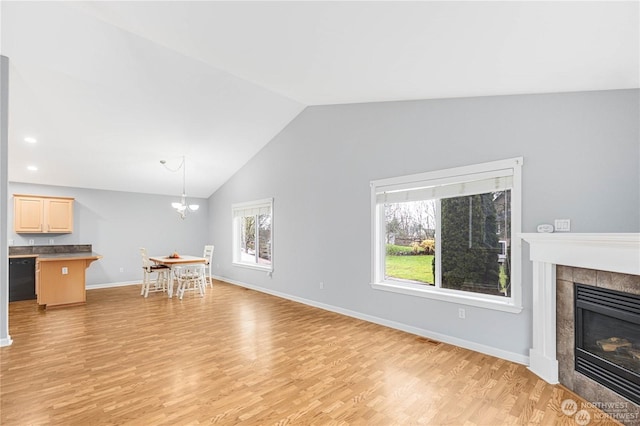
{"left": 520, "top": 233, "right": 640, "bottom": 384}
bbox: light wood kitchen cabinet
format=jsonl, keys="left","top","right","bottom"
{"left": 14, "top": 194, "right": 74, "bottom": 233}
{"left": 35, "top": 259, "right": 41, "bottom": 296}
{"left": 38, "top": 259, "right": 86, "bottom": 306}
{"left": 37, "top": 255, "right": 101, "bottom": 307}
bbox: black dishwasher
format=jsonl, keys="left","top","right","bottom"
{"left": 9, "top": 258, "right": 36, "bottom": 302}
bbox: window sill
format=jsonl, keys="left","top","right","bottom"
{"left": 232, "top": 261, "right": 273, "bottom": 273}
{"left": 371, "top": 281, "right": 523, "bottom": 314}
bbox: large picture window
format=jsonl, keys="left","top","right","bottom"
{"left": 232, "top": 198, "right": 273, "bottom": 271}
{"left": 371, "top": 158, "right": 522, "bottom": 313}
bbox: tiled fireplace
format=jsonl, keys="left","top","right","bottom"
{"left": 557, "top": 266, "right": 640, "bottom": 421}
{"left": 521, "top": 233, "right": 640, "bottom": 423}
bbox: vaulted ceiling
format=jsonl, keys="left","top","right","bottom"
{"left": 2, "top": 1, "right": 638, "bottom": 198}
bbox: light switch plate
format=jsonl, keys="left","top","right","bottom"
{"left": 554, "top": 219, "right": 571, "bottom": 232}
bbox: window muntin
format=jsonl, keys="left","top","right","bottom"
{"left": 232, "top": 199, "right": 273, "bottom": 271}
{"left": 372, "top": 158, "right": 522, "bottom": 312}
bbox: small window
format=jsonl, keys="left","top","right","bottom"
{"left": 232, "top": 198, "right": 273, "bottom": 271}
{"left": 371, "top": 158, "right": 522, "bottom": 313}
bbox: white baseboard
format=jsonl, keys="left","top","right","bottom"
{"left": 86, "top": 280, "right": 139, "bottom": 290}
{"left": 213, "top": 274, "right": 530, "bottom": 366}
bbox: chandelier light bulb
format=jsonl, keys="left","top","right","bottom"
{"left": 162, "top": 156, "right": 199, "bottom": 219}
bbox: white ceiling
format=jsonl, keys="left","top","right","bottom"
{"left": 2, "top": 1, "right": 638, "bottom": 198}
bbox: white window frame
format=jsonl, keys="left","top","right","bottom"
{"left": 232, "top": 198, "right": 273, "bottom": 272}
{"left": 370, "top": 158, "right": 523, "bottom": 313}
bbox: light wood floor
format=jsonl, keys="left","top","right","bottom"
{"left": 1, "top": 280, "right": 619, "bottom": 425}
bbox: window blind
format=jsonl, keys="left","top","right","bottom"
{"left": 376, "top": 169, "right": 513, "bottom": 204}
{"left": 232, "top": 203, "right": 271, "bottom": 218}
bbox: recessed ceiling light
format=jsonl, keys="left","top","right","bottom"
{"left": 24, "top": 137, "right": 37, "bottom": 144}
{"left": 27, "top": 165, "right": 38, "bottom": 171}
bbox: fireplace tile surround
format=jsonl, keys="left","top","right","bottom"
{"left": 557, "top": 266, "right": 640, "bottom": 421}
{"left": 521, "top": 233, "right": 640, "bottom": 424}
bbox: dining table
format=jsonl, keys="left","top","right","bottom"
{"left": 149, "top": 255, "right": 208, "bottom": 297}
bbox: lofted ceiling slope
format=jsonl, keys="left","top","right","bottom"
{"left": 1, "top": 1, "right": 638, "bottom": 198}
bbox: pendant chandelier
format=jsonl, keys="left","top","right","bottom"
{"left": 160, "top": 156, "right": 199, "bottom": 219}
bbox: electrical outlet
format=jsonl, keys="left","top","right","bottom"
{"left": 319, "top": 281, "right": 324, "bottom": 289}
{"left": 8, "top": 239, "right": 14, "bottom": 246}
{"left": 49, "top": 239, "right": 54, "bottom": 245}
{"left": 61, "top": 267, "right": 68, "bottom": 275}
{"left": 554, "top": 219, "right": 571, "bottom": 232}
{"left": 28, "top": 239, "right": 35, "bottom": 245}
{"left": 119, "top": 267, "right": 124, "bottom": 273}
{"left": 458, "top": 308, "right": 466, "bottom": 319}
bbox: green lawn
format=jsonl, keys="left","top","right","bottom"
{"left": 386, "top": 255, "right": 507, "bottom": 293}
{"left": 385, "top": 255, "right": 434, "bottom": 284}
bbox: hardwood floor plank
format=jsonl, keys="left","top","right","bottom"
{"left": 1, "top": 281, "right": 621, "bottom": 425}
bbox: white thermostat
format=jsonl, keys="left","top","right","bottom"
{"left": 537, "top": 224, "right": 554, "bottom": 233}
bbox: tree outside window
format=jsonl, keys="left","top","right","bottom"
{"left": 233, "top": 199, "right": 273, "bottom": 270}
{"left": 372, "top": 157, "right": 522, "bottom": 311}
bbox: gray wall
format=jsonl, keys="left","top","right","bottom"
{"left": 208, "top": 89, "right": 640, "bottom": 360}
{"left": 8, "top": 182, "right": 209, "bottom": 287}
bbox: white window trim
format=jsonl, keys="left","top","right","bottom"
{"left": 232, "top": 198, "right": 273, "bottom": 272}
{"left": 370, "top": 157, "right": 523, "bottom": 314}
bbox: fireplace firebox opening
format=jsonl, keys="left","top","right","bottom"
{"left": 575, "top": 283, "right": 640, "bottom": 405}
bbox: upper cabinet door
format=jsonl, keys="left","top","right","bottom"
{"left": 13, "top": 195, "right": 74, "bottom": 234}
{"left": 46, "top": 198, "right": 74, "bottom": 233}
{"left": 14, "top": 196, "right": 44, "bottom": 233}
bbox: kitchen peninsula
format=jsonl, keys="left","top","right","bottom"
{"left": 9, "top": 245, "right": 101, "bottom": 307}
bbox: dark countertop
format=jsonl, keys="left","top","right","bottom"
{"left": 8, "top": 244, "right": 101, "bottom": 261}
{"left": 37, "top": 252, "right": 102, "bottom": 261}
{"left": 9, "top": 252, "right": 102, "bottom": 261}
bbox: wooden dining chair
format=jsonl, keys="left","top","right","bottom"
{"left": 203, "top": 245, "right": 215, "bottom": 287}
{"left": 140, "top": 247, "right": 170, "bottom": 297}
{"left": 174, "top": 264, "right": 206, "bottom": 300}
